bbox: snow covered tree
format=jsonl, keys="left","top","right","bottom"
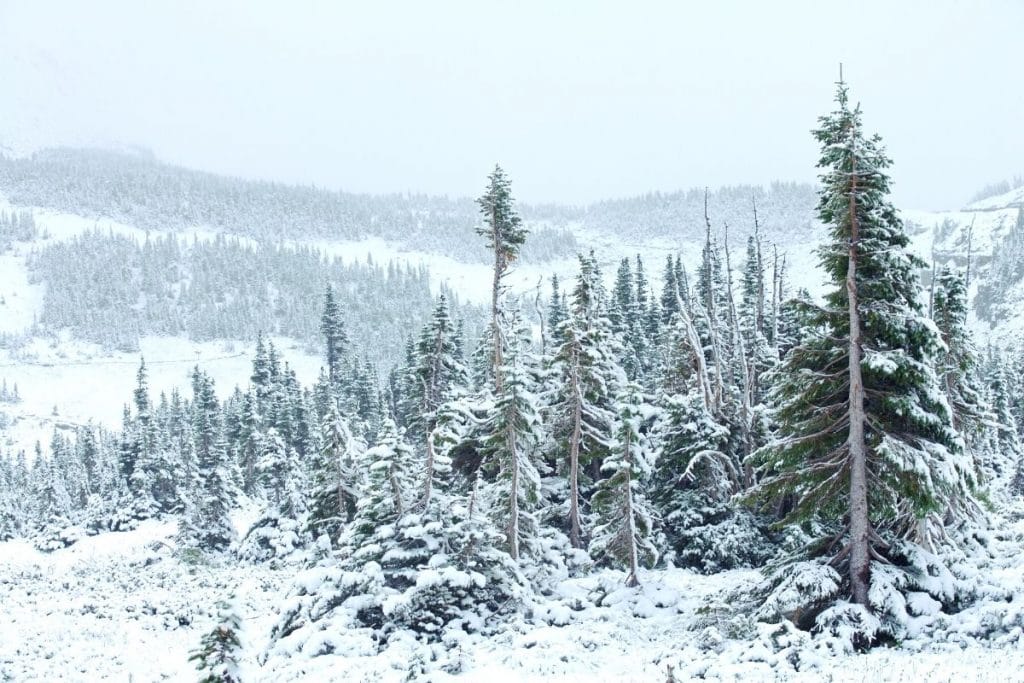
{"left": 982, "top": 351, "right": 1023, "bottom": 492}
{"left": 178, "top": 369, "right": 236, "bottom": 552}
{"left": 932, "top": 266, "right": 989, "bottom": 440}
{"left": 547, "top": 253, "right": 621, "bottom": 548}
{"left": 474, "top": 165, "right": 538, "bottom": 561}
{"left": 653, "top": 387, "right": 767, "bottom": 572}
{"left": 189, "top": 597, "right": 242, "bottom": 683}
{"left": 306, "top": 400, "right": 363, "bottom": 544}
{"left": 478, "top": 309, "right": 544, "bottom": 561}
{"left": 589, "top": 383, "right": 657, "bottom": 586}
{"left": 405, "top": 294, "right": 469, "bottom": 445}
{"left": 753, "top": 79, "right": 975, "bottom": 623}
{"left": 320, "top": 285, "right": 349, "bottom": 393}
{"left": 547, "top": 274, "right": 568, "bottom": 334}
{"left": 476, "top": 164, "right": 528, "bottom": 402}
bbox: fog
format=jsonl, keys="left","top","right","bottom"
{"left": 1, "top": 0, "right": 1020, "bottom": 208}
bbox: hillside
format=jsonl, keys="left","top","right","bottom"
{"left": 2, "top": 149, "right": 1023, "bottom": 442}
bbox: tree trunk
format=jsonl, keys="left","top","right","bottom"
{"left": 491, "top": 209, "right": 505, "bottom": 395}
{"left": 723, "top": 226, "right": 752, "bottom": 489}
{"left": 506, "top": 421, "right": 520, "bottom": 560}
{"left": 568, "top": 345, "right": 584, "bottom": 549}
{"left": 422, "top": 429, "right": 435, "bottom": 509}
{"left": 623, "top": 424, "right": 640, "bottom": 588}
{"left": 846, "top": 168, "right": 871, "bottom": 608}
{"left": 771, "top": 246, "right": 780, "bottom": 355}
{"left": 674, "top": 286, "right": 713, "bottom": 413}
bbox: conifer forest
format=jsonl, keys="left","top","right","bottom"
{"left": 2, "top": 4, "right": 1024, "bottom": 682}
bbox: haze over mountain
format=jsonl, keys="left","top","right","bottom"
{"left": 1, "top": 0, "right": 1021, "bottom": 208}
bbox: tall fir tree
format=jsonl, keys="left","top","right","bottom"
{"left": 179, "top": 368, "right": 236, "bottom": 551}
{"left": 320, "top": 285, "right": 349, "bottom": 394}
{"left": 475, "top": 165, "right": 535, "bottom": 561}
{"left": 754, "top": 78, "right": 975, "bottom": 620}
{"left": 547, "top": 253, "right": 621, "bottom": 548}
{"left": 589, "top": 382, "right": 657, "bottom": 586}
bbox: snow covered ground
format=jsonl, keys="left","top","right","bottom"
{"left": 2, "top": 511, "right": 1023, "bottom": 682}
{"left": 0, "top": 334, "right": 324, "bottom": 456}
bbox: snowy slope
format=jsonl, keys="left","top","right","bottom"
{"left": 1, "top": 182, "right": 1021, "bottom": 456}
{"left": 2, "top": 513, "right": 1023, "bottom": 682}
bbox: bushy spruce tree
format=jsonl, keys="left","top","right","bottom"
{"left": 547, "top": 253, "right": 621, "bottom": 549}
{"left": 305, "top": 400, "right": 363, "bottom": 544}
{"left": 478, "top": 309, "right": 545, "bottom": 561}
{"left": 190, "top": 597, "right": 243, "bottom": 683}
{"left": 179, "top": 369, "right": 236, "bottom": 552}
{"left": 589, "top": 383, "right": 657, "bottom": 586}
{"left": 753, "top": 78, "right": 977, "bottom": 639}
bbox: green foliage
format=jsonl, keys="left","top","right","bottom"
{"left": 753, "top": 79, "right": 970, "bottom": 539}
{"left": 189, "top": 598, "right": 242, "bottom": 683}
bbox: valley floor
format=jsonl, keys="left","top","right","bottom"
{"left": 2, "top": 516, "right": 1023, "bottom": 682}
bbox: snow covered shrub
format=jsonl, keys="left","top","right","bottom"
{"left": 756, "top": 560, "right": 842, "bottom": 629}
{"left": 813, "top": 602, "right": 880, "bottom": 653}
{"left": 269, "top": 501, "right": 527, "bottom": 658}
{"left": 83, "top": 494, "right": 139, "bottom": 534}
{"left": 381, "top": 509, "right": 527, "bottom": 636}
{"left": 652, "top": 392, "right": 772, "bottom": 573}
{"left": 268, "top": 420, "right": 528, "bottom": 659}
{"left": 236, "top": 514, "right": 305, "bottom": 565}
{"left": 190, "top": 597, "right": 243, "bottom": 683}
{"left": 754, "top": 539, "right": 973, "bottom": 648}
{"left": 32, "top": 519, "right": 85, "bottom": 552}
{"left": 666, "top": 503, "right": 773, "bottom": 573}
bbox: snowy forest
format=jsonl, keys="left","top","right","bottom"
{"left": 3, "top": 78, "right": 1024, "bottom": 682}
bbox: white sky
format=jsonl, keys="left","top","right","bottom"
{"left": 0, "top": 0, "right": 1021, "bottom": 209}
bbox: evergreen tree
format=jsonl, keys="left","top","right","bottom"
{"left": 660, "top": 254, "right": 680, "bottom": 324}
{"left": 478, "top": 309, "right": 544, "bottom": 560}
{"left": 547, "top": 253, "right": 620, "bottom": 548}
{"left": 306, "top": 400, "right": 363, "bottom": 543}
{"left": 932, "top": 267, "right": 989, "bottom": 442}
{"left": 982, "top": 351, "right": 1023, "bottom": 491}
{"left": 547, "top": 274, "right": 568, "bottom": 333}
{"left": 653, "top": 388, "right": 767, "bottom": 572}
{"left": 406, "top": 294, "right": 469, "bottom": 444}
{"left": 589, "top": 383, "right": 657, "bottom": 586}
{"left": 320, "top": 285, "right": 349, "bottom": 393}
{"left": 189, "top": 597, "right": 242, "bottom": 683}
{"left": 179, "top": 369, "right": 236, "bottom": 551}
{"left": 475, "top": 165, "right": 536, "bottom": 561}
{"left": 345, "top": 418, "right": 418, "bottom": 555}
{"left": 753, "top": 79, "right": 975, "bottom": 623}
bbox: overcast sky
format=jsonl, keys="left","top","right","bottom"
{"left": 0, "top": 0, "right": 1020, "bottom": 208}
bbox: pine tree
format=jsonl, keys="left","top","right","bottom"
{"left": 179, "top": 369, "right": 236, "bottom": 552}
{"left": 345, "top": 418, "right": 418, "bottom": 556}
{"left": 547, "top": 253, "right": 621, "bottom": 548}
{"left": 479, "top": 309, "right": 544, "bottom": 561}
{"left": 932, "top": 267, "right": 989, "bottom": 442}
{"left": 982, "top": 351, "right": 1023, "bottom": 491}
{"left": 306, "top": 400, "right": 362, "bottom": 543}
{"left": 609, "top": 258, "right": 633, "bottom": 336}
{"left": 320, "top": 285, "right": 349, "bottom": 393}
{"left": 753, "top": 78, "right": 975, "bottom": 619}
{"left": 652, "top": 387, "right": 767, "bottom": 572}
{"left": 660, "top": 255, "right": 680, "bottom": 324}
{"left": 589, "top": 383, "right": 657, "bottom": 586}
{"left": 189, "top": 597, "right": 242, "bottom": 683}
{"left": 475, "top": 165, "right": 535, "bottom": 561}
{"left": 547, "top": 274, "right": 568, "bottom": 333}
{"left": 476, "top": 163, "right": 528, "bottom": 400}
{"left": 405, "top": 294, "right": 469, "bottom": 445}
